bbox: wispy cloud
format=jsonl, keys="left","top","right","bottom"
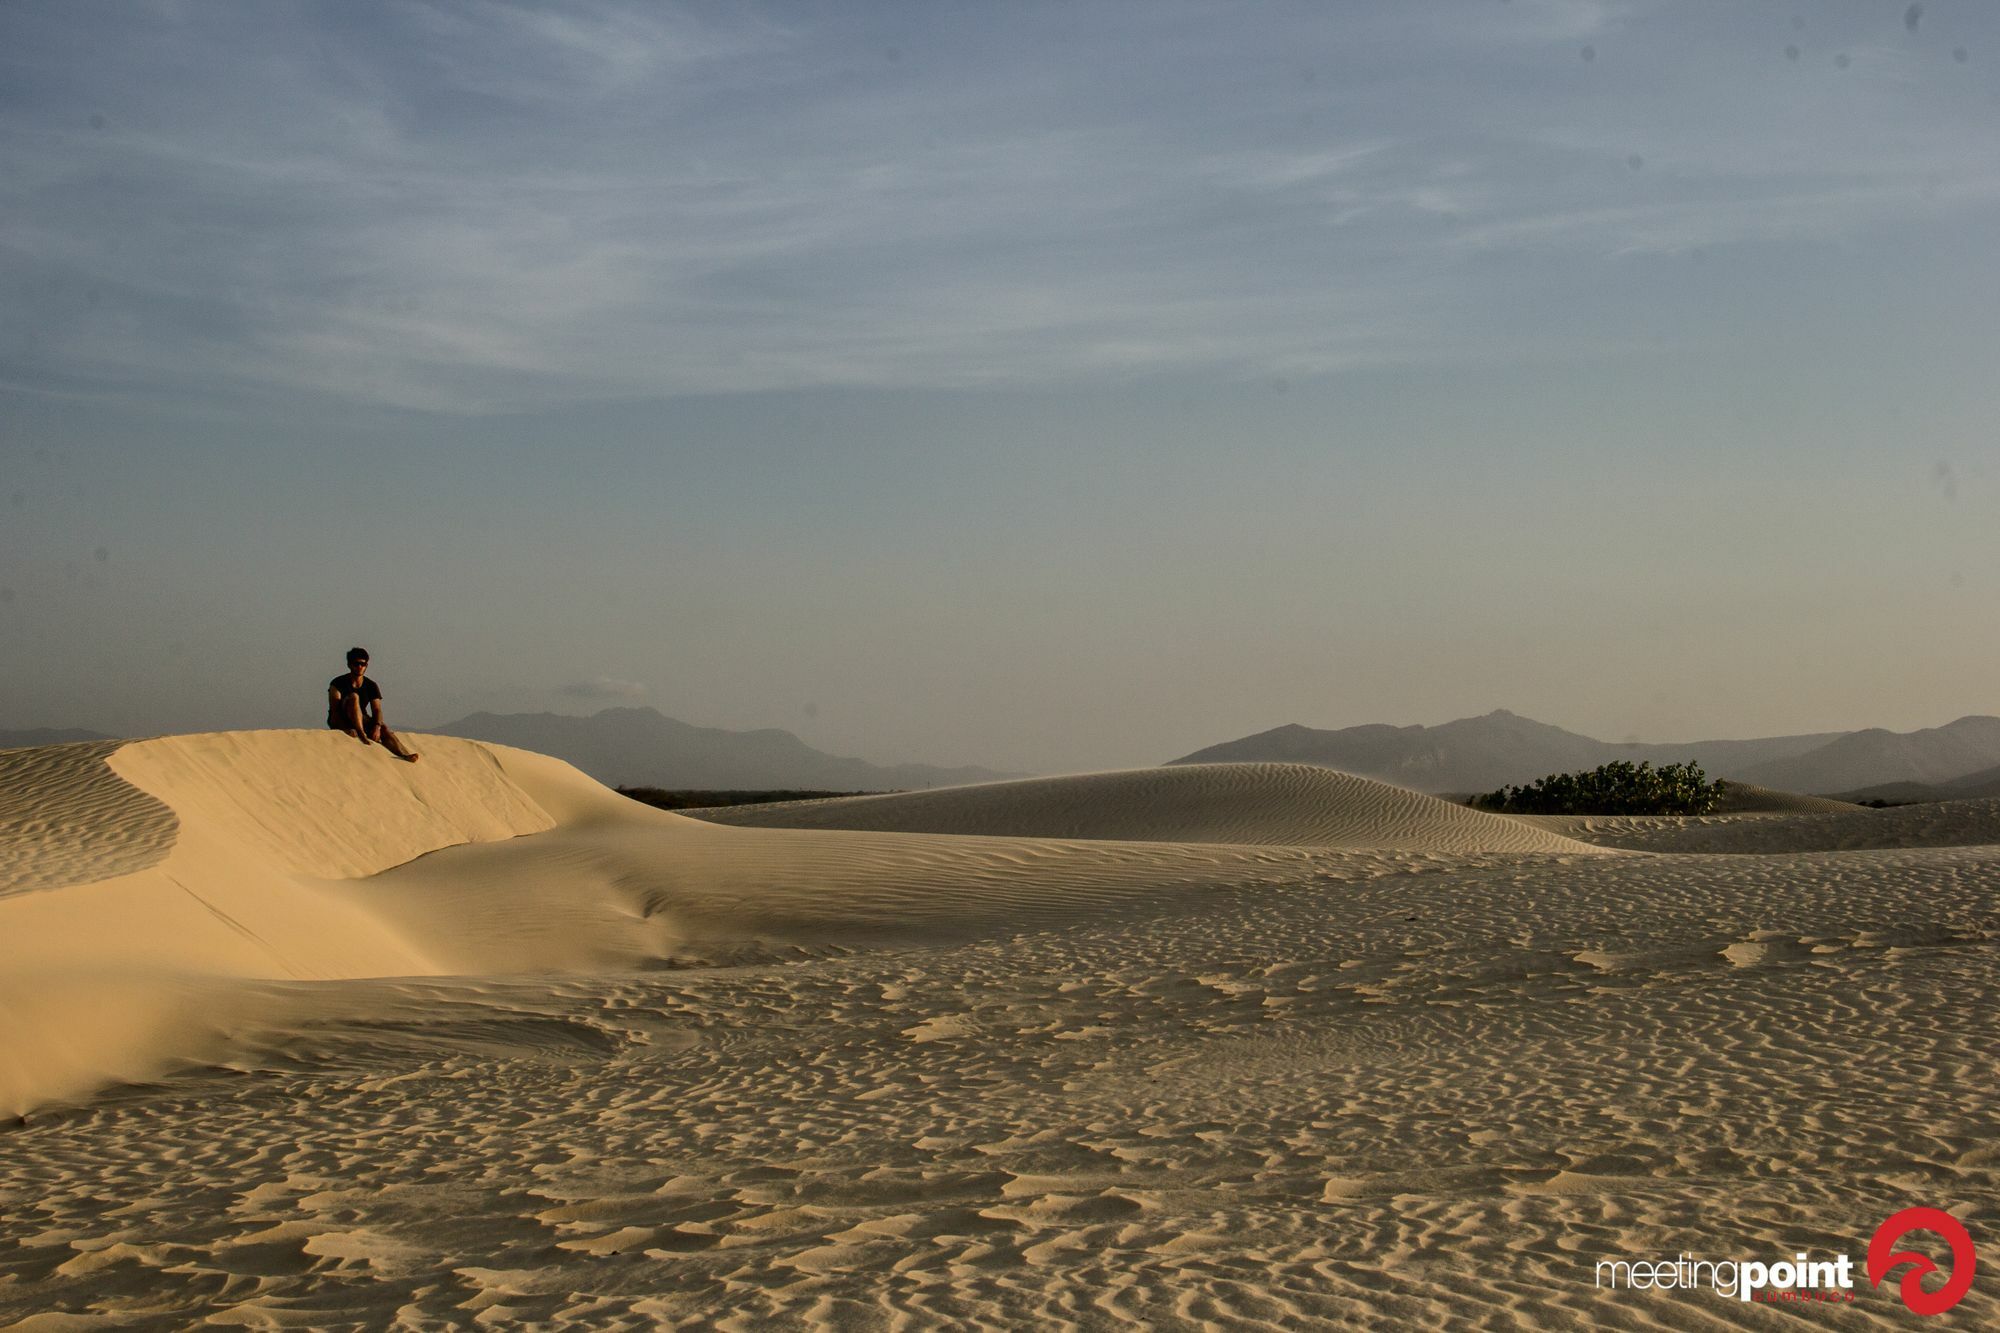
{"left": 2, "top": 0, "right": 1994, "bottom": 412}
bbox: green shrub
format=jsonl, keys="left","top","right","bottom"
{"left": 1479, "top": 760, "right": 1722, "bottom": 816}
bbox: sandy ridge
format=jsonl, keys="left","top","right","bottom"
{"left": 686, "top": 762, "right": 1597, "bottom": 854}
{"left": 1712, "top": 780, "right": 1862, "bottom": 814}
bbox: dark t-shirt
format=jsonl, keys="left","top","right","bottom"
{"left": 328, "top": 674, "right": 383, "bottom": 729}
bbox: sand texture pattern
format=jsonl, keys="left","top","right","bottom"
{"left": 1, "top": 731, "right": 1995, "bottom": 1329}
{"left": 0, "top": 741, "right": 176, "bottom": 898}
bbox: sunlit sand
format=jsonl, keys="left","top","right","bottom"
{"left": 2, "top": 732, "right": 1993, "bottom": 1326}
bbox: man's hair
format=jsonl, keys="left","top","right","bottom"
{"left": 347, "top": 646, "right": 370, "bottom": 664}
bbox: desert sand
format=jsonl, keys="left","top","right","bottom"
{"left": 1, "top": 732, "right": 1994, "bottom": 1328}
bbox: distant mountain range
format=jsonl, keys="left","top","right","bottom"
{"left": 13, "top": 708, "right": 2000, "bottom": 802}
{"left": 427, "top": 706, "right": 1017, "bottom": 791}
{"left": 1168, "top": 710, "right": 2000, "bottom": 797}
{"left": 1837, "top": 760, "right": 2000, "bottom": 807}
{"left": 1736, "top": 717, "right": 2000, "bottom": 795}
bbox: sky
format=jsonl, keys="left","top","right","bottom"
{"left": 2, "top": 0, "right": 1997, "bottom": 774}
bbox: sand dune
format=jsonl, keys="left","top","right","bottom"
{"left": 687, "top": 762, "right": 1592, "bottom": 853}
{"left": 1712, "top": 780, "right": 1862, "bottom": 814}
{"left": 0, "top": 735, "right": 1595, "bottom": 1111}
{"left": 3, "top": 731, "right": 1995, "bottom": 1328}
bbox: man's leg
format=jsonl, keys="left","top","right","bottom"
{"left": 375, "top": 725, "right": 420, "bottom": 762}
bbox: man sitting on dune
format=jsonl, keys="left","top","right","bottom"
{"left": 328, "top": 647, "right": 419, "bottom": 762}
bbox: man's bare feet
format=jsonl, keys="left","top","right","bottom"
{"left": 399, "top": 751, "right": 420, "bottom": 763}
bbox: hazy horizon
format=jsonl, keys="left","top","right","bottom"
{"left": 5, "top": 1, "right": 1996, "bottom": 773}
{"left": 9, "top": 698, "right": 1999, "bottom": 779}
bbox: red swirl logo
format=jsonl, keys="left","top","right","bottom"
{"left": 1868, "top": 1208, "right": 1976, "bottom": 1315}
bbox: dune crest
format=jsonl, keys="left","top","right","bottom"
{"left": 108, "top": 729, "right": 558, "bottom": 880}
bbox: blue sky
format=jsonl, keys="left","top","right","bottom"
{"left": 3, "top": 1, "right": 1996, "bottom": 772}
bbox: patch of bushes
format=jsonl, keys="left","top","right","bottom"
{"left": 1477, "top": 760, "right": 1723, "bottom": 816}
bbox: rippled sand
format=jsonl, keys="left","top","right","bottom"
{"left": 1, "top": 733, "right": 1992, "bottom": 1328}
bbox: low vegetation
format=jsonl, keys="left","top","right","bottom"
{"left": 618, "top": 787, "right": 887, "bottom": 812}
{"left": 1476, "top": 760, "right": 1724, "bottom": 816}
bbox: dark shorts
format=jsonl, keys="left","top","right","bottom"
{"left": 329, "top": 712, "right": 377, "bottom": 732}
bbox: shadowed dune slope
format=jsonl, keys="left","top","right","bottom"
{"left": 0, "top": 739, "right": 178, "bottom": 897}
{"left": 686, "top": 762, "right": 1597, "bottom": 854}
